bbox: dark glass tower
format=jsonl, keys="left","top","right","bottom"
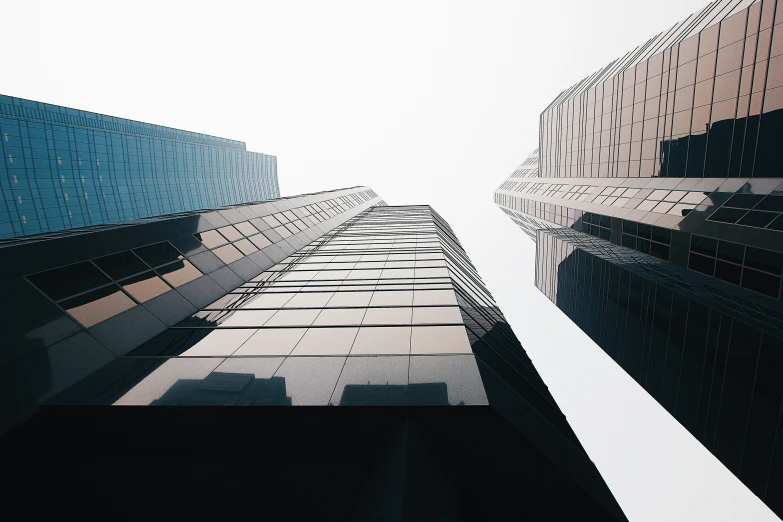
{"left": 0, "top": 94, "right": 278, "bottom": 238}
{"left": 1, "top": 187, "right": 626, "bottom": 520}
{"left": 495, "top": 0, "right": 783, "bottom": 515}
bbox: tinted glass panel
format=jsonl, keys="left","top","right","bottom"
{"left": 133, "top": 242, "right": 183, "bottom": 268}
{"left": 28, "top": 262, "right": 110, "bottom": 301}
{"left": 94, "top": 251, "right": 148, "bottom": 280}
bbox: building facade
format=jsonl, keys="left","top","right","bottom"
{"left": 495, "top": 0, "right": 783, "bottom": 515}
{"left": 1, "top": 187, "right": 626, "bottom": 520}
{"left": 0, "top": 94, "right": 278, "bottom": 238}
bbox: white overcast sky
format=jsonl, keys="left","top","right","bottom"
{"left": 3, "top": 1, "right": 779, "bottom": 520}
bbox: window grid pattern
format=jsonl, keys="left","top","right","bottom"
{"left": 24, "top": 187, "right": 381, "bottom": 331}
{"left": 689, "top": 233, "right": 783, "bottom": 296}
{"left": 540, "top": 0, "right": 783, "bottom": 179}
{"left": 106, "top": 206, "right": 489, "bottom": 408}
{"left": 0, "top": 94, "right": 279, "bottom": 238}
{"left": 535, "top": 227, "right": 783, "bottom": 508}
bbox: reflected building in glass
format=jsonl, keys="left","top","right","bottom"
{"left": 495, "top": 0, "right": 783, "bottom": 515}
{"left": 0, "top": 94, "right": 278, "bottom": 238}
{"left": 1, "top": 187, "right": 626, "bottom": 520}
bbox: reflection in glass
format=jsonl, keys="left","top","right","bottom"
{"left": 330, "top": 356, "right": 409, "bottom": 405}
{"left": 350, "top": 326, "right": 412, "bottom": 355}
{"left": 262, "top": 356, "right": 346, "bottom": 405}
{"left": 234, "top": 328, "right": 307, "bottom": 356}
{"left": 180, "top": 328, "right": 256, "bottom": 356}
{"left": 410, "top": 325, "right": 473, "bottom": 354}
{"left": 94, "top": 251, "right": 147, "bottom": 280}
{"left": 412, "top": 306, "right": 463, "bottom": 324}
{"left": 157, "top": 259, "right": 202, "bottom": 287}
{"left": 409, "top": 355, "right": 488, "bottom": 405}
{"left": 28, "top": 262, "right": 110, "bottom": 301}
{"left": 61, "top": 285, "right": 136, "bottom": 328}
{"left": 133, "top": 242, "right": 183, "bottom": 268}
{"left": 290, "top": 327, "right": 359, "bottom": 355}
{"left": 362, "top": 307, "right": 413, "bottom": 325}
{"left": 121, "top": 271, "right": 171, "bottom": 302}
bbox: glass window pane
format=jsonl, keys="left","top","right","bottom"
{"left": 157, "top": 259, "right": 202, "bottom": 287}
{"left": 408, "top": 355, "right": 488, "bottom": 405}
{"left": 350, "top": 326, "right": 412, "bottom": 355}
{"left": 94, "top": 251, "right": 147, "bottom": 280}
{"left": 61, "top": 285, "right": 136, "bottom": 328}
{"left": 133, "top": 241, "right": 183, "bottom": 268}
{"left": 410, "top": 325, "right": 473, "bottom": 354}
{"left": 260, "top": 356, "right": 345, "bottom": 405}
{"left": 412, "top": 306, "right": 463, "bottom": 324}
{"left": 412, "top": 289, "right": 458, "bottom": 306}
{"left": 284, "top": 292, "right": 334, "bottom": 308}
{"left": 362, "top": 307, "right": 413, "bottom": 325}
{"left": 248, "top": 233, "right": 272, "bottom": 249}
{"left": 264, "top": 309, "right": 321, "bottom": 327}
{"left": 114, "top": 358, "right": 224, "bottom": 405}
{"left": 234, "top": 328, "right": 307, "bottom": 356}
{"left": 325, "top": 291, "right": 374, "bottom": 307}
{"left": 195, "top": 230, "right": 227, "bottom": 249}
{"left": 28, "top": 262, "right": 110, "bottom": 301}
{"left": 220, "top": 309, "right": 276, "bottom": 327}
{"left": 217, "top": 225, "right": 243, "bottom": 242}
{"left": 121, "top": 271, "right": 171, "bottom": 302}
{"left": 290, "top": 327, "right": 359, "bottom": 355}
{"left": 369, "top": 291, "right": 413, "bottom": 306}
{"left": 330, "top": 356, "right": 409, "bottom": 405}
{"left": 234, "top": 221, "right": 259, "bottom": 237}
{"left": 213, "top": 244, "right": 244, "bottom": 264}
{"left": 313, "top": 308, "right": 366, "bottom": 325}
{"left": 181, "top": 328, "right": 256, "bottom": 356}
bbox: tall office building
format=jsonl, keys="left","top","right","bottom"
{"left": 0, "top": 94, "right": 278, "bottom": 238}
{"left": 1, "top": 186, "right": 626, "bottom": 520}
{"left": 495, "top": 0, "right": 783, "bottom": 515}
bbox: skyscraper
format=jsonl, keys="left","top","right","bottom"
{"left": 495, "top": 0, "right": 783, "bottom": 515}
{"left": 1, "top": 186, "right": 626, "bottom": 520}
{"left": 0, "top": 94, "right": 278, "bottom": 238}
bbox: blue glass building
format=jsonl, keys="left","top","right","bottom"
{"left": 0, "top": 95, "right": 278, "bottom": 238}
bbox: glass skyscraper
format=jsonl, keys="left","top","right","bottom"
{"left": 1, "top": 186, "right": 626, "bottom": 520}
{"left": 495, "top": 0, "right": 783, "bottom": 515}
{"left": 0, "top": 94, "right": 278, "bottom": 238}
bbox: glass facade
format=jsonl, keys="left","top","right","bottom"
{"left": 495, "top": 0, "right": 783, "bottom": 516}
{"left": 0, "top": 188, "right": 627, "bottom": 520}
{"left": 0, "top": 95, "right": 279, "bottom": 238}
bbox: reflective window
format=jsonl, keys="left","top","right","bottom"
{"left": 28, "top": 262, "right": 109, "bottom": 301}
{"left": 408, "top": 355, "right": 488, "bottom": 405}
{"left": 350, "top": 327, "right": 412, "bottom": 355}
{"left": 369, "top": 291, "right": 413, "bottom": 306}
{"left": 312, "top": 308, "right": 366, "bottom": 325}
{"left": 234, "top": 328, "right": 307, "bottom": 356}
{"left": 410, "top": 325, "right": 473, "bottom": 354}
{"left": 412, "top": 306, "right": 463, "bottom": 324}
{"left": 412, "top": 289, "right": 458, "bottom": 306}
{"left": 290, "top": 328, "right": 359, "bottom": 355}
{"left": 94, "top": 251, "right": 147, "bottom": 280}
{"left": 362, "top": 307, "right": 413, "bottom": 325}
{"left": 61, "top": 285, "right": 136, "bottom": 328}
{"left": 213, "top": 244, "right": 244, "bottom": 264}
{"left": 133, "top": 242, "right": 183, "bottom": 268}
{"left": 221, "top": 309, "right": 276, "bottom": 327}
{"left": 121, "top": 271, "right": 171, "bottom": 302}
{"left": 330, "top": 356, "right": 409, "bottom": 405}
{"left": 181, "top": 328, "right": 256, "bottom": 356}
{"left": 264, "top": 309, "right": 321, "bottom": 327}
{"left": 195, "top": 230, "right": 227, "bottom": 249}
{"left": 157, "top": 260, "right": 201, "bottom": 287}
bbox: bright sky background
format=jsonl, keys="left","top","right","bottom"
{"left": 3, "top": 1, "right": 779, "bottom": 520}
